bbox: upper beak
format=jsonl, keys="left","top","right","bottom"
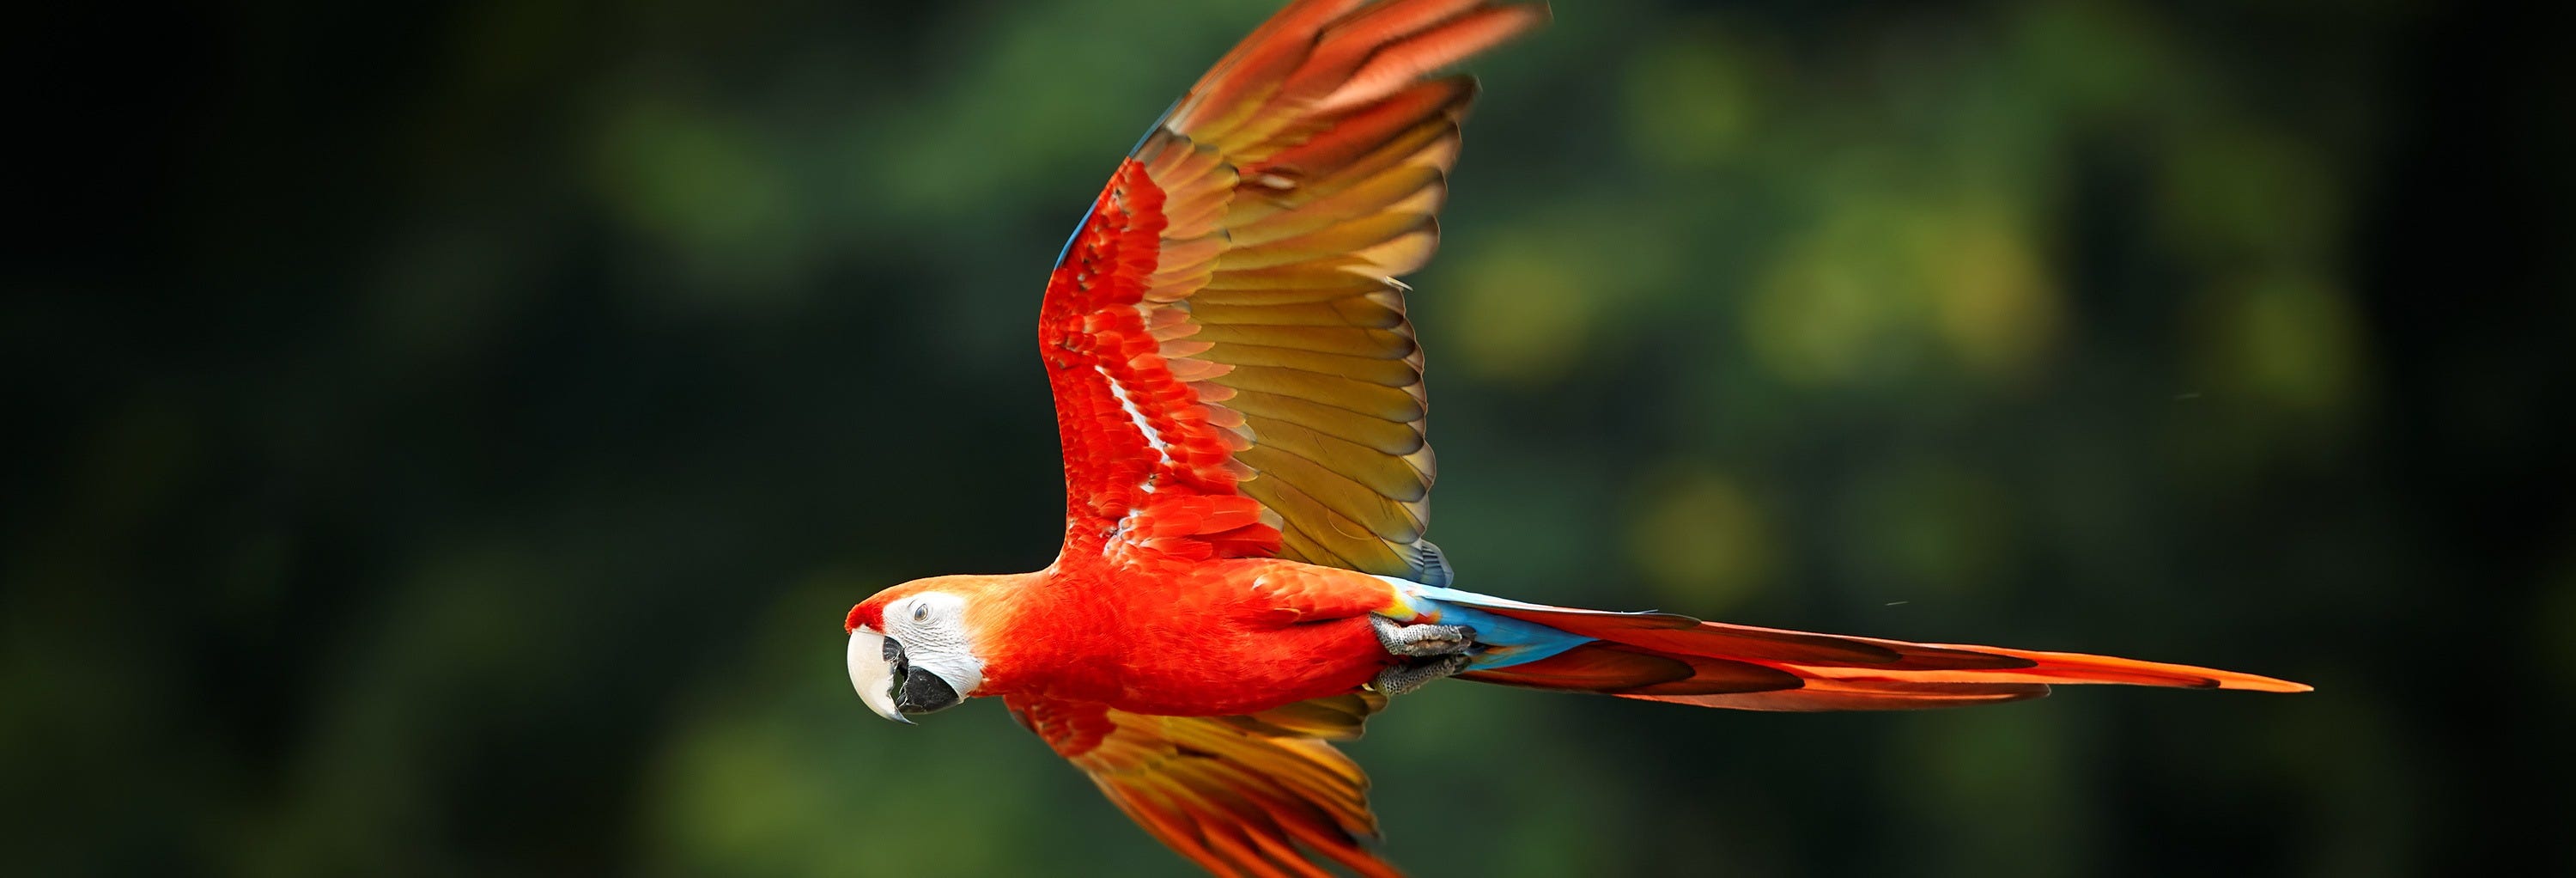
{"left": 848, "top": 628, "right": 912, "bottom": 724}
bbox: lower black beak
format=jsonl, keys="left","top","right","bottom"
{"left": 895, "top": 667, "right": 961, "bottom": 715}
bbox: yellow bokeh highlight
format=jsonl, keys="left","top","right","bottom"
{"left": 1448, "top": 241, "right": 1599, "bottom": 387}
{"left": 1621, "top": 28, "right": 1759, "bottom": 170}
{"left": 1625, "top": 466, "right": 1776, "bottom": 612}
{"left": 1748, "top": 194, "right": 2062, "bottom": 387}
{"left": 1746, "top": 218, "right": 1899, "bottom": 386}
{"left": 2192, "top": 271, "right": 2364, "bottom": 415}
{"left": 1912, "top": 205, "right": 2062, "bottom": 381}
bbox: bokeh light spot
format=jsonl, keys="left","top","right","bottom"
{"left": 1626, "top": 466, "right": 1776, "bottom": 612}
{"left": 1449, "top": 243, "right": 1597, "bottom": 386}
{"left": 1622, "top": 28, "right": 1759, "bottom": 170}
{"left": 1912, "top": 207, "right": 2061, "bottom": 381}
{"left": 2193, "top": 271, "right": 2365, "bottom": 415}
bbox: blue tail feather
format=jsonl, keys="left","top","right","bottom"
{"left": 1385, "top": 582, "right": 1595, "bottom": 671}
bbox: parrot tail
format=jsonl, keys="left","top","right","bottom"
{"left": 1394, "top": 585, "right": 2310, "bottom": 710}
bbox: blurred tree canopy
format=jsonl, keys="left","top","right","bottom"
{"left": 9, "top": 0, "right": 2573, "bottom": 875}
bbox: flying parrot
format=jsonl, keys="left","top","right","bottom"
{"left": 841, "top": 1, "right": 2309, "bottom": 875}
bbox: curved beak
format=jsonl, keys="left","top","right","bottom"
{"left": 848, "top": 628, "right": 912, "bottom": 724}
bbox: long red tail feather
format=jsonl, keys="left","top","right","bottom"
{"left": 1455, "top": 601, "right": 2308, "bottom": 711}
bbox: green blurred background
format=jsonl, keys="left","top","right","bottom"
{"left": 12, "top": 0, "right": 2573, "bottom": 875}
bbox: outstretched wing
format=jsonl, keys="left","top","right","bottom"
{"left": 1043, "top": 0, "right": 1546, "bottom": 582}
{"left": 1011, "top": 693, "right": 1397, "bottom": 878}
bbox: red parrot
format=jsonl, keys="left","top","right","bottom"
{"left": 841, "top": 2, "right": 2308, "bottom": 875}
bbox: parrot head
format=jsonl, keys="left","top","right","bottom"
{"left": 842, "top": 574, "right": 1019, "bottom": 723}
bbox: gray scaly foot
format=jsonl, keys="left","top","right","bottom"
{"left": 1370, "top": 614, "right": 1477, "bottom": 658}
{"left": 1369, "top": 655, "right": 1472, "bottom": 697}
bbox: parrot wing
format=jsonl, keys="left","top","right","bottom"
{"left": 1042, "top": 0, "right": 1546, "bottom": 582}
{"left": 1010, "top": 692, "right": 1399, "bottom": 878}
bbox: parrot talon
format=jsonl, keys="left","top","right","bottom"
{"left": 1370, "top": 655, "right": 1471, "bottom": 697}
{"left": 1370, "top": 614, "right": 1478, "bottom": 658}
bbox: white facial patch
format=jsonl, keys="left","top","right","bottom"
{"left": 879, "top": 591, "right": 987, "bottom": 698}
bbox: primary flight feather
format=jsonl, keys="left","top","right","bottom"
{"left": 839, "top": 2, "right": 2308, "bottom": 875}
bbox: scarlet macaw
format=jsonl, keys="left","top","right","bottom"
{"left": 841, "top": 2, "right": 2309, "bottom": 875}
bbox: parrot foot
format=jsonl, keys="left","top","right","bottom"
{"left": 1368, "top": 655, "right": 1471, "bottom": 697}
{"left": 1370, "top": 614, "right": 1478, "bottom": 658}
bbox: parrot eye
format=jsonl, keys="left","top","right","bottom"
{"left": 914, "top": 604, "right": 928, "bottom": 621}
